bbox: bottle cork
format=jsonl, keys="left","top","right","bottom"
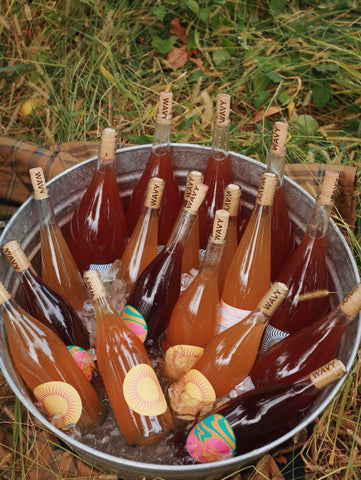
{"left": 215, "top": 93, "right": 231, "bottom": 127}
{"left": 222, "top": 184, "right": 242, "bottom": 217}
{"left": 183, "top": 183, "right": 209, "bottom": 215}
{"left": 269, "top": 121, "right": 288, "bottom": 154}
{"left": 0, "top": 281, "right": 11, "bottom": 305}
{"left": 310, "top": 359, "right": 346, "bottom": 390}
{"left": 98, "top": 128, "right": 117, "bottom": 165}
{"left": 259, "top": 281, "right": 289, "bottom": 317}
{"left": 83, "top": 270, "right": 107, "bottom": 302}
{"left": 211, "top": 209, "right": 229, "bottom": 244}
{"left": 318, "top": 171, "right": 339, "bottom": 205}
{"left": 340, "top": 283, "right": 361, "bottom": 318}
{"left": 256, "top": 172, "right": 278, "bottom": 206}
{"left": 144, "top": 177, "right": 165, "bottom": 209}
{"left": 156, "top": 91, "right": 173, "bottom": 125}
{"left": 29, "top": 167, "right": 49, "bottom": 200}
{"left": 184, "top": 171, "right": 204, "bottom": 202}
{"left": 2, "top": 240, "right": 31, "bottom": 273}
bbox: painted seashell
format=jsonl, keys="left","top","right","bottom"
{"left": 34, "top": 381, "right": 82, "bottom": 429}
{"left": 123, "top": 364, "right": 167, "bottom": 416}
{"left": 186, "top": 413, "right": 236, "bottom": 463}
{"left": 120, "top": 305, "right": 148, "bottom": 343}
{"left": 67, "top": 345, "right": 96, "bottom": 381}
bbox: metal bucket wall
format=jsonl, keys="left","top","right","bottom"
{"left": 0, "top": 144, "right": 360, "bottom": 480}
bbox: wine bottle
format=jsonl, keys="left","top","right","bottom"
{"left": 165, "top": 209, "right": 230, "bottom": 380}
{"left": 126, "top": 91, "right": 182, "bottom": 246}
{"left": 116, "top": 177, "right": 165, "bottom": 294}
{"left": 66, "top": 128, "right": 128, "bottom": 273}
{"left": 0, "top": 281, "right": 105, "bottom": 431}
{"left": 182, "top": 170, "right": 203, "bottom": 274}
{"left": 168, "top": 282, "right": 288, "bottom": 420}
{"left": 83, "top": 270, "right": 174, "bottom": 446}
{"left": 267, "top": 121, "right": 296, "bottom": 279}
{"left": 2, "top": 240, "right": 90, "bottom": 350}
{"left": 126, "top": 183, "right": 209, "bottom": 346}
{"left": 199, "top": 93, "right": 234, "bottom": 250}
{"left": 218, "top": 184, "right": 242, "bottom": 293}
{"left": 250, "top": 282, "right": 361, "bottom": 389}
{"left": 29, "top": 167, "right": 88, "bottom": 312}
{"left": 260, "top": 170, "right": 339, "bottom": 352}
{"left": 220, "top": 172, "right": 278, "bottom": 332}
{"left": 177, "top": 359, "right": 346, "bottom": 463}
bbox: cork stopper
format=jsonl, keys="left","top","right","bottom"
{"left": 318, "top": 171, "right": 339, "bottom": 205}
{"left": 256, "top": 172, "right": 278, "bottom": 206}
{"left": 2, "top": 240, "right": 31, "bottom": 273}
{"left": 183, "top": 183, "right": 209, "bottom": 215}
{"left": 83, "top": 270, "right": 107, "bottom": 302}
{"left": 98, "top": 128, "right": 117, "bottom": 165}
{"left": 29, "top": 167, "right": 49, "bottom": 200}
{"left": 310, "top": 359, "right": 346, "bottom": 390}
{"left": 211, "top": 210, "right": 230, "bottom": 244}
{"left": 156, "top": 91, "right": 173, "bottom": 125}
{"left": 215, "top": 94, "right": 231, "bottom": 127}
{"left": 144, "top": 177, "right": 165, "bottom": 209}
{"left": 222, "top": 184, "right": 242, "bottom": 217}
{"left": 0, "top": 280, "right": 11, "bottom": 305}
{"left": 340, "top": 283, "right": 361, "bottom": 318}
{"left": 259, "top": 281, "right": 289, "bottom": 316}
{"left": 184, "top": 171, "right": 204, "bottom": 202}
{"left": 269, "top": 121, "right": 288, "bottom": 154}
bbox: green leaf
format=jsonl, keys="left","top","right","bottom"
{"left": 267, "top": 71, "right": 283, "bottom": 83}
{"left": 292, "top": 114, "right": 319, "bottom": 135}
{"left": 185, "top": 0, "right": 199, "bottom": 14}
{"left": 254, "top": 90, "right": 269, "bottom": 110}
{"left": 178, "top": 113, "right": 200, "bottom": 131}
{"left": 151, "top": 5, "right": 168, "bottom": 22}
{"left": 189, "top": 69, "right": 206, "bottom": 82}
{"left": 212, "top": 48, "right": 231, "bottom": 66}
{"left": 151, "top": 36, "right": 175, "bottom": 55}
{"left": 252, "top": 74, "right": 269, "bottom": 92}
{"left": 270, "top": 0, "right": 287, "bottom": 15}
{"left": 312, "top": 82, "right": 332, "bottom": 111}
{"left": 221, "top": 37, "right": 236, "bottom": 56}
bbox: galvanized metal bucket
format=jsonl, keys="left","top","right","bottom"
{"left": 0, "top": 144, "right": 360, "bottom": 480}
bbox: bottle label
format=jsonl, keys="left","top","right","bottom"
{"left": 186, "top": 413, "right": 236, "bottom": 463}
{"left": 259, "top": 323, "right": 289, "bottom": 352}
{"left": 120, "top": 305, "right": 148, "bottom": 343}
{"left": 67, "top": 346, "right": 96, "bottom": 381}
{"left": 164, "top": 344, "right": 204, "bottom": 380}
{"left": 123, "top": 364, "right": 168, "bottom": 416}
{"left": 218, "top": 299, "right": 251, "bottom": 332}
{"left": 33, "top": 381, "right": 82, "bottom": 429}
{"left": 182, "top": 369, "right": 216, "bottom": 404}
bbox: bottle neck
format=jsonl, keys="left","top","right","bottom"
{"left": 96, "top": 158, "right": 116, "bottom": 172}
{"left": 200, "top": 238, "right": 226, "bottom": 275}
{"left": 166, "top": 208, "right": 197, "bottom": 253}
{"left": 35, "top": 196, "right": 57, "bottom": 228}
{"left": 152, "top": 122, "right": 172, "bottom": 151}
{"left": 211, "top": 124, "right": 229, "bottom": 157}
{"left": 307, "top": 200, "right": 333, "bottom": 239}
{"left": 267, "top": 150, "right": 285, "bottom": 186}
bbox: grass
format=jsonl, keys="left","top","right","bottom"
{"left": 0, "top": 0, "right": 361, "bottom": 479}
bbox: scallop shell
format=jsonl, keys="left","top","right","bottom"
{"left": 34, "top": 381, "right": 82, "bottom": 428}
{"left": 183, "top": 369, "right": 216, "bottom": 403}
{"left": 120, "top": 305, "right": 148, "bottom": 343}
{"left": 67, "top": 345, "right": 96, "bottom": 381}
{"left": 123, "top": 364, "right": 167, "bottom": 416}
{"left": 186, "top": 413, "right": 236, "bottom": 463}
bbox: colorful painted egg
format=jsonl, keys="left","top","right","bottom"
{"left": 120, "top": 305, "right": 148, "bottom": 343}
{"left": 34, "top": 381, "right": 82, "bottom": 429}
{"left": 186, "top": 413, "right": 236, "bottom": 463}
{"left": 67, "top": 345, "right": 96, "bottom": 381}
{"left": 123, "top": 364, "right": 167, "bottom": 416}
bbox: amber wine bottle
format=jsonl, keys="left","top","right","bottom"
{"left": 126, "top": 91, "right": 182, "bottom": 245}
{"left": 29, "top": 167, "right": 88, "bottom": 311}
{"left": 260, "top": 170, "right": 339, "bottom": 352}
{"left": 199, "top": 94, "right": 233, "bottom": 250}
{"left": 220, "top": 172, "right": 278, "bottom": 332}
{"left": 126, "top": 183, "right": 209, "bottom": 346}
{"left": 182, "top": 170, "right": 203, "bottom": 274}
{"left": 165, "top": 209, "right": 229, "bottom": 380}
{"left": 2, "top": 240, "right": 90, "bottom": 349}
{"left": 177, "top": 359, "right": 346, "bottom": 463}
{"left": 66, "top": 128, "right": 128, "bottom": 273}
{"left": 83, "top": 270, "right": 174, "bottom": 446}
{"left": 168, "top": 282, "right": 288, "bottom": 420}
{"left": 116, "top": 177, "right": 165, "bottom": 294}
{"left": 0, "top": 281, "right": 105, "bottom": 431}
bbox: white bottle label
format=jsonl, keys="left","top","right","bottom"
{"left": 218, "top": 299, "right": 251, "bottom": 332}
{"left": 259, "top": 323, "right": 289, "bottom": 353}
